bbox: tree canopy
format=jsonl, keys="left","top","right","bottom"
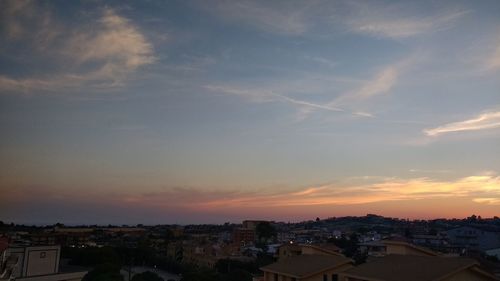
{"left": 131, "top": 271, "right": 164, "bottom": 281}
{"left": 255, "top": 222, "right": 276, "bottom": 241}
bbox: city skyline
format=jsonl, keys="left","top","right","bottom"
{"left": 1, "top": 0, "right": 499, "bottom": 225}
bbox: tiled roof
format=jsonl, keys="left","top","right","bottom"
{"left": 260, "top": 254, "right": 351, "bottom": 278}
{"left": 342, "top": 254, "right": 490, "bottom": 281}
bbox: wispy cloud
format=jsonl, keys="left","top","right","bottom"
{"left": 303, "top": 55, "right": 337, "bottom": 68}
{"left": 328, "top": 65, "right": 399, "bottom": 108}
{"left": 199, "top": 0, "right": 315, "bottom": 35}
{"left": 102, "top": 173, "right": 500, "bottom": 209}
{"left": 3, "top": 173, "right": 499, "bottom": 221}
{"left": 206, "top": 54, "right": 417, "bottom": 120}
{"left": 66, "top": 8, "right": 155, "bottom": 77}
{"left": 409, "top": 169, "right": 453, "bottom": 174}
{"left": 201, "top": 1, "right": 468, "bottom": 39}
{"left": 275, "top": 94, "right": 343, "bottom": 112}
{"left": 206, "top": 84, "right": 347, "bottom": 121}
{"left": 194, "top": 173, "right": 500, "bottom": 209}
{"left": 485, "top": 39, "right": 500, "bottom": 71}
{"left": 424, "top": 111, "right": 500, "bottom": 137}
{"left": 473, "top": 198, "right": 500, "bottom": 205}
{"left": 343, "top": 2, "right": 469, "bottom": 39}
{"left": 204, "top": 85, "right": 275, "bottom": 103}
{"left": 0, "top": 4, "right": 155, "bottom": 93}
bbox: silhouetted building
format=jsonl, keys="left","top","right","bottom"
{"left": 233, "top": 228, "right": 255, "bottom": 245}
{"left": 1, "top": 245, "right": 87, "bottom": 281}
{"left": 341, "top": 254, "right": 499, "bottom": 281}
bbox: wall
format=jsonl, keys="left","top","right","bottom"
{"left": 302, "top": 263, "right": 352, "bottom": 281}
{"left": 17, "top": 271, "right": 87, "bottom": 281}
{"left": 25, "top": 247, "right": 59, "bottom": 276}
{"left": 7, "top": 245, "right": 60, "bottom": 278}
{"left": 263, "top": 263, "right": 353, "bottom": 281}
{"left": 385, "top": 244, "right": 431, "bottom": 256}
{"left": 301, "top": 247, "right": 331, "bottom": 256}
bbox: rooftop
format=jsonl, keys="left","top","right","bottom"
{"left": 260, "top": 254, "right": 351, "bottom": 278}
{"left": 342, "top": 254, "right": 497, "bottom": 281}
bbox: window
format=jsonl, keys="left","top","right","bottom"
{"left": 332, "top": 274, "right": 338, "bottom": 281}
{"left": 323, "top": 274, "right": 328, "bottom": 281}
{"left": 40, "top": 252, "right": 46, "bottom": 258}
{"left": 274, "top": 273, "right": 278, "bottom": 281}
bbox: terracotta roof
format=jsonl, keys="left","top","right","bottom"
{"left": 260, "top": 254, "right": 351, "bottom": 278}
{"left": 307, "top": 243, "right": 342, "bottom": 254}
{"left": 342, "top": 254, "right": 494, "bottom": 281}
{"left": 382, "top": 240, "right": 439, "bottom": 256}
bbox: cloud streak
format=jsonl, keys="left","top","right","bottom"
{"left": 345, "top": 8, "right": 469, "bottom": 39}
{"left": 274, "top": 94, "right": 343, "bottom": 112}
{"left": 0, "top": 4, "right": 155, "bottom": 93}
{"left": 67, "top": 8, "right": 155, "bottom": 74}
{"left": 8, "top": 173, "right": 498, "bottom": 208}
{"left": 206, "top": 55, "right": 416, "bottom": 120}
{"left": 201, "top": 1, "right": 469, "bottom": 40}
{"left": 485, "top": 40, "right": 500, "bottom": 71}
{"left": 424, "top": 111, "right": 500, "bottom": 136}
{"left": 199, "top": 0, "right": 315, "bottom": 35}
{"left": 191, "top": 173, "right": 500, "bottom": 209}
{"left": 3, "top": 173, "right": 499, "bottom": 222}
{"left": 327, "top": 64, "right": 399, "bottom": 109}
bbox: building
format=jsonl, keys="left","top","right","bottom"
{"left": 179, "top": 241, "right": 251, "bottom": 269}
{"left": 278, "top": 244, "right": 342, "bottom": 260}
{"left": 1, "top": 245, "right": 87, "bottom": 281}
{"left": 260, "top": 254, "right": 352, "bottom": 281}
{"left": 233, "top": 228, "right": 256, "bottom": 245}
{"left": 340, "top": 254, "right": 499, "bottom": 281}
{"left": 485, "top": 247, "right": 500, "bottom": 259}
{"left": 446, "top": 227, "right": 500, "bottom": 251}
{"left": 243, "top": 220, "right": 270, "bottom": 230}
{"left": 412, "top": 234, "right": 447, "bottom": 247}
{"left": 359, "top": 240, "right": 438, "bottom": 257}
{"left": 383, "top": 240, "right": 438, "bottom": 256}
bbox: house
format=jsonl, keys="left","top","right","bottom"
{"left": 359, "top": 240, "right": 438, "bottom": 257}
{"left": 412, "top": 234, "right": 447, "bottom": 247}
{"left": 340, "top": 254, "right": 499, "bottom": 281}
{"left": 358, "top": 241, "right": 386, "bottom": 257}
{"left": 180, "top": 241, "right": 252, "bottom": 269}
{"left": 260, "top": 254, "right": 352, "bottom": 281}
{"left": 485, "top": 247, "right": 500, "bottom": 259}
{"left": 383, "top": 240, "right": 438, "bottom": 256}
{"left": 278, "top": 244, "right": 342, "bottom": 260}
{"left": 1, "top": 245, "right": 87, "bottom": 281}
{"left": 446, "top": 226, "right": 500, "bottom": 251}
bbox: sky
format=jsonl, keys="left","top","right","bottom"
{"left": 0, "top": 0, "right": 499, "bottom": 225}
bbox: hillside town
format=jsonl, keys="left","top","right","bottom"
{"left": 1, "top": 215, "right": 500, "bottom": 281}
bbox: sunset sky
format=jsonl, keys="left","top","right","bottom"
{"left": 1, "top": 0, "right": 499, "bottom": 225}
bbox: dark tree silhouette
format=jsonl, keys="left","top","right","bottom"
{"left": 82, "top": 263, "right": 123, "bottom": 281}
{"left": 255, "top": 222, "right": 276, "bottom": 242}
{"left": 131, "top": 271, "right": 164, "bottom": 281}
